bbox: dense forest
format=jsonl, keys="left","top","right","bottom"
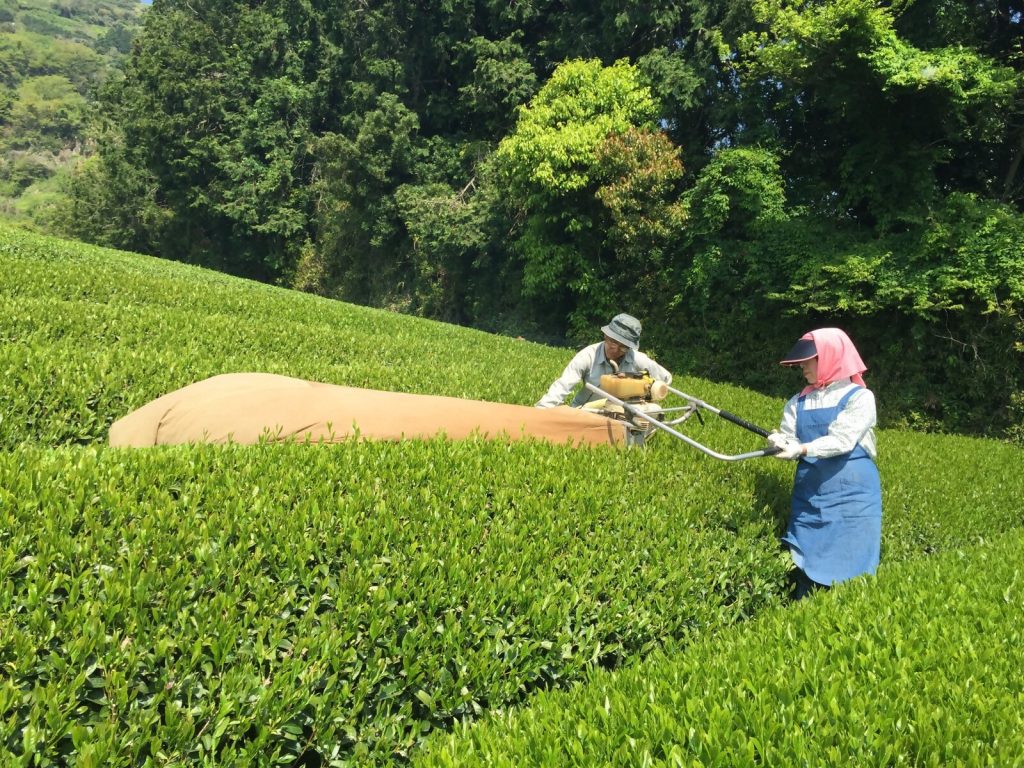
{"left": 12, "top": 0, "right": 1024, "bottom": 440}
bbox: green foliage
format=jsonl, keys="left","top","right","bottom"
{"left": 740, "top": 0, "right": 897, "bottom": 77}
{"left": 636, "top": 146, "right": 791, "bottom": 370}
{"left": 868, "top": 38, "right": 1019, "bottom": 124}
{"left": 0, "top": 223, "right": 565, "bottom": 447}
{"left": 0, "top": 438, "right": 789, "bottom": 765}
{"left": 0, "top": 151, "right": 52, "bottom": 195}
{"left": 314, "top": 92, "right": 420, "bottom": 306}
{"left": 493, "top": 58, "right": 691, "bottom": 339}
{"left": 62, "top": 0, "right": 321, "bottom": 279}
{"left": 594, "top": 129, "right": 688, "bottom": 260}
{"left": 568, "top": 127, "right": 687, "bottom": 339}
{"left": 496, "top": 59, "right": 660, "bottom": 200}
{"left": 394, "top": 180, "right": 488, "bottom": 323}
{"left": 4, "top": 166, "right": 66, "bottom": 224}
{"left": 684, "top": 147, "right": 788, "bottom": 240}
{"left": 454, "top": 35, "right": 538, "bottom": 136}
{"left": 775, "top": 194, "right": 1024, "bottom": 317}
{"left": 8, "top": 0, "right": 143, "bottom": 43}
{"left": 762, "top": 193, "right": 1024, "bottom": 436}
{"left": 93, "top": 24, "right": 134, "bottom": 55}
{"left": 737, "top": 0, "right": 1022, "bottom": 228}
{"left": 56, "top": 146, "right": 171, "bottom": 257}
{"left": 5, "top": 75, "right": 87, "bottom": 150}
{"left": 0, "top": 0, "right": 142, "bottom": 231}
{"left": 650, "top": 190, "right": 1024, "bottom": 439}
{"left": 896, "top": 0, "right": 1024, "bottom": 69}
{"left": 30, "top": 0, "right": 1024, "bottom": 443}
{"left": 415, "top": 527, "right": 1024, "bottom": 766}
{"left": 5, "top": 222, "right": 1024, "bottom": 765}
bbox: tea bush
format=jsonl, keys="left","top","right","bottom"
{"left": 3, "top": 429, "right": 1022, "bottom": 764}
{"left": 415, "top": 528, "right": 1024, "bottom": 766}
{"left": 3, "top": 223, "right": 1023, "bottom": 765}
{"left": 1, "top": 440, "right": 787, "bottom": 765}
{"left": 0, "top": 226, "right": 565, "bottom": 448}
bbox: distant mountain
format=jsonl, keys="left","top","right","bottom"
{"left": 0, "top": 0, "right": 146, "bottom": 228}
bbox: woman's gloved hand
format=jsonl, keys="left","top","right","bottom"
{"left": 767, "top": 432, "right": 803, "bottom": 459}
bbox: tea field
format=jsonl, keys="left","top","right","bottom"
{"left": 2, "top": 225, "right": 1022, "bottom": 765}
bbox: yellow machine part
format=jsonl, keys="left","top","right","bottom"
{"left": 598, "top": 374, "right": 668, "bottom": 401}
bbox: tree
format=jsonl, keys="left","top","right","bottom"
{"left": 737, "top": 0, "right": 1020, "bottom": 230}
{"left": 493, "top": 58, "right": 686, "bottom": 338}
{"left": 313, "top": 92, "right": 419, "bottom": 306}
{"left": 6, "top": 75, "right": 87, "bottom": 151}
{"left": 80, "top": 0, "right": 322, "bottom": 278}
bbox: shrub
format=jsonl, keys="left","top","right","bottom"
{"left": 415, "top": 527, "right": 1024, "bottom": 766}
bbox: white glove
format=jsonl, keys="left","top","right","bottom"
{"left": 772, "top": 437, "right": 804, "bottom": 460}
{"left": 766, "top": 432, "right": 789, "bottom": 448}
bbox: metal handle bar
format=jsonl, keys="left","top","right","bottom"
{"left": 665, "top": 385, "right": 773, "bottom": 438}
{"left": 586, "top": 384, "right": 779, "bottom": 461}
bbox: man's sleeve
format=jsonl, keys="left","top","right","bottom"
{"left": 636, "top": 352, "right": 672, "bottom": 385}
{"left": 536, "top": 348, "right": 591, "bottom": 408}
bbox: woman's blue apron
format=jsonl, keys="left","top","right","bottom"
{"left": 782, "top": 386, "right": 881, "bottom": 586}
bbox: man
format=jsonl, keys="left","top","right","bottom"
{"left": 536, "top": 313, "right": 672, "bottom": 408}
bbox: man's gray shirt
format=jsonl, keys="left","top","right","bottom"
{"left": 536, "top": 342, "right": 672, "bottom": 408}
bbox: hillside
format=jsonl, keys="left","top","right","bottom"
{"left": 2, "top": 224, "right": 1023, "bottom": 765}
{"left": 53, "top": 0, "right": 1023, "bottom": 447}
{"left": 0, "top": 0, "right": 144, "bottom": 226}
{"left": 416, "top": 527, "right": 1024, "bottom": 766}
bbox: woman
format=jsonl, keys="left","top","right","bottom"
{"left": 768, "top": 328, "right": 882, "bottom": 599}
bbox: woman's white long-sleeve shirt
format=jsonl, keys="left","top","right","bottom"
{"left": 779, "top": 378, "right": 877, "bottom": 460}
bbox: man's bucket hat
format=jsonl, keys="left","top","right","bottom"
{"left": 602, "top": 313, "right": 642, "bottom": 351}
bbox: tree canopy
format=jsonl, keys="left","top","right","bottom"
{"left": 52, "top": 0, "right": 1024, "bottom": 439}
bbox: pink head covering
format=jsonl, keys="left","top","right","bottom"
{"left": 795, "top": 328, "right": 868, "bottom": 394}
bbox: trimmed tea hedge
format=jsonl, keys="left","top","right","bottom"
{"left": 3, "top": 429, "right": 1023, "bottom": 765}
{"left": 0, "top": 226, "right": 566, "bottom": 449}
{"left": 0, "top": 224, "right": 798, "bottom": 455}
{"left": 1, "top": 440, "right": 788, "bottom": 765}
{"left": 415, "top": 528, "right": 1024, "bottom": 767}
{"left": 4, "top": 223, "right": 1024, "bottom": 765}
